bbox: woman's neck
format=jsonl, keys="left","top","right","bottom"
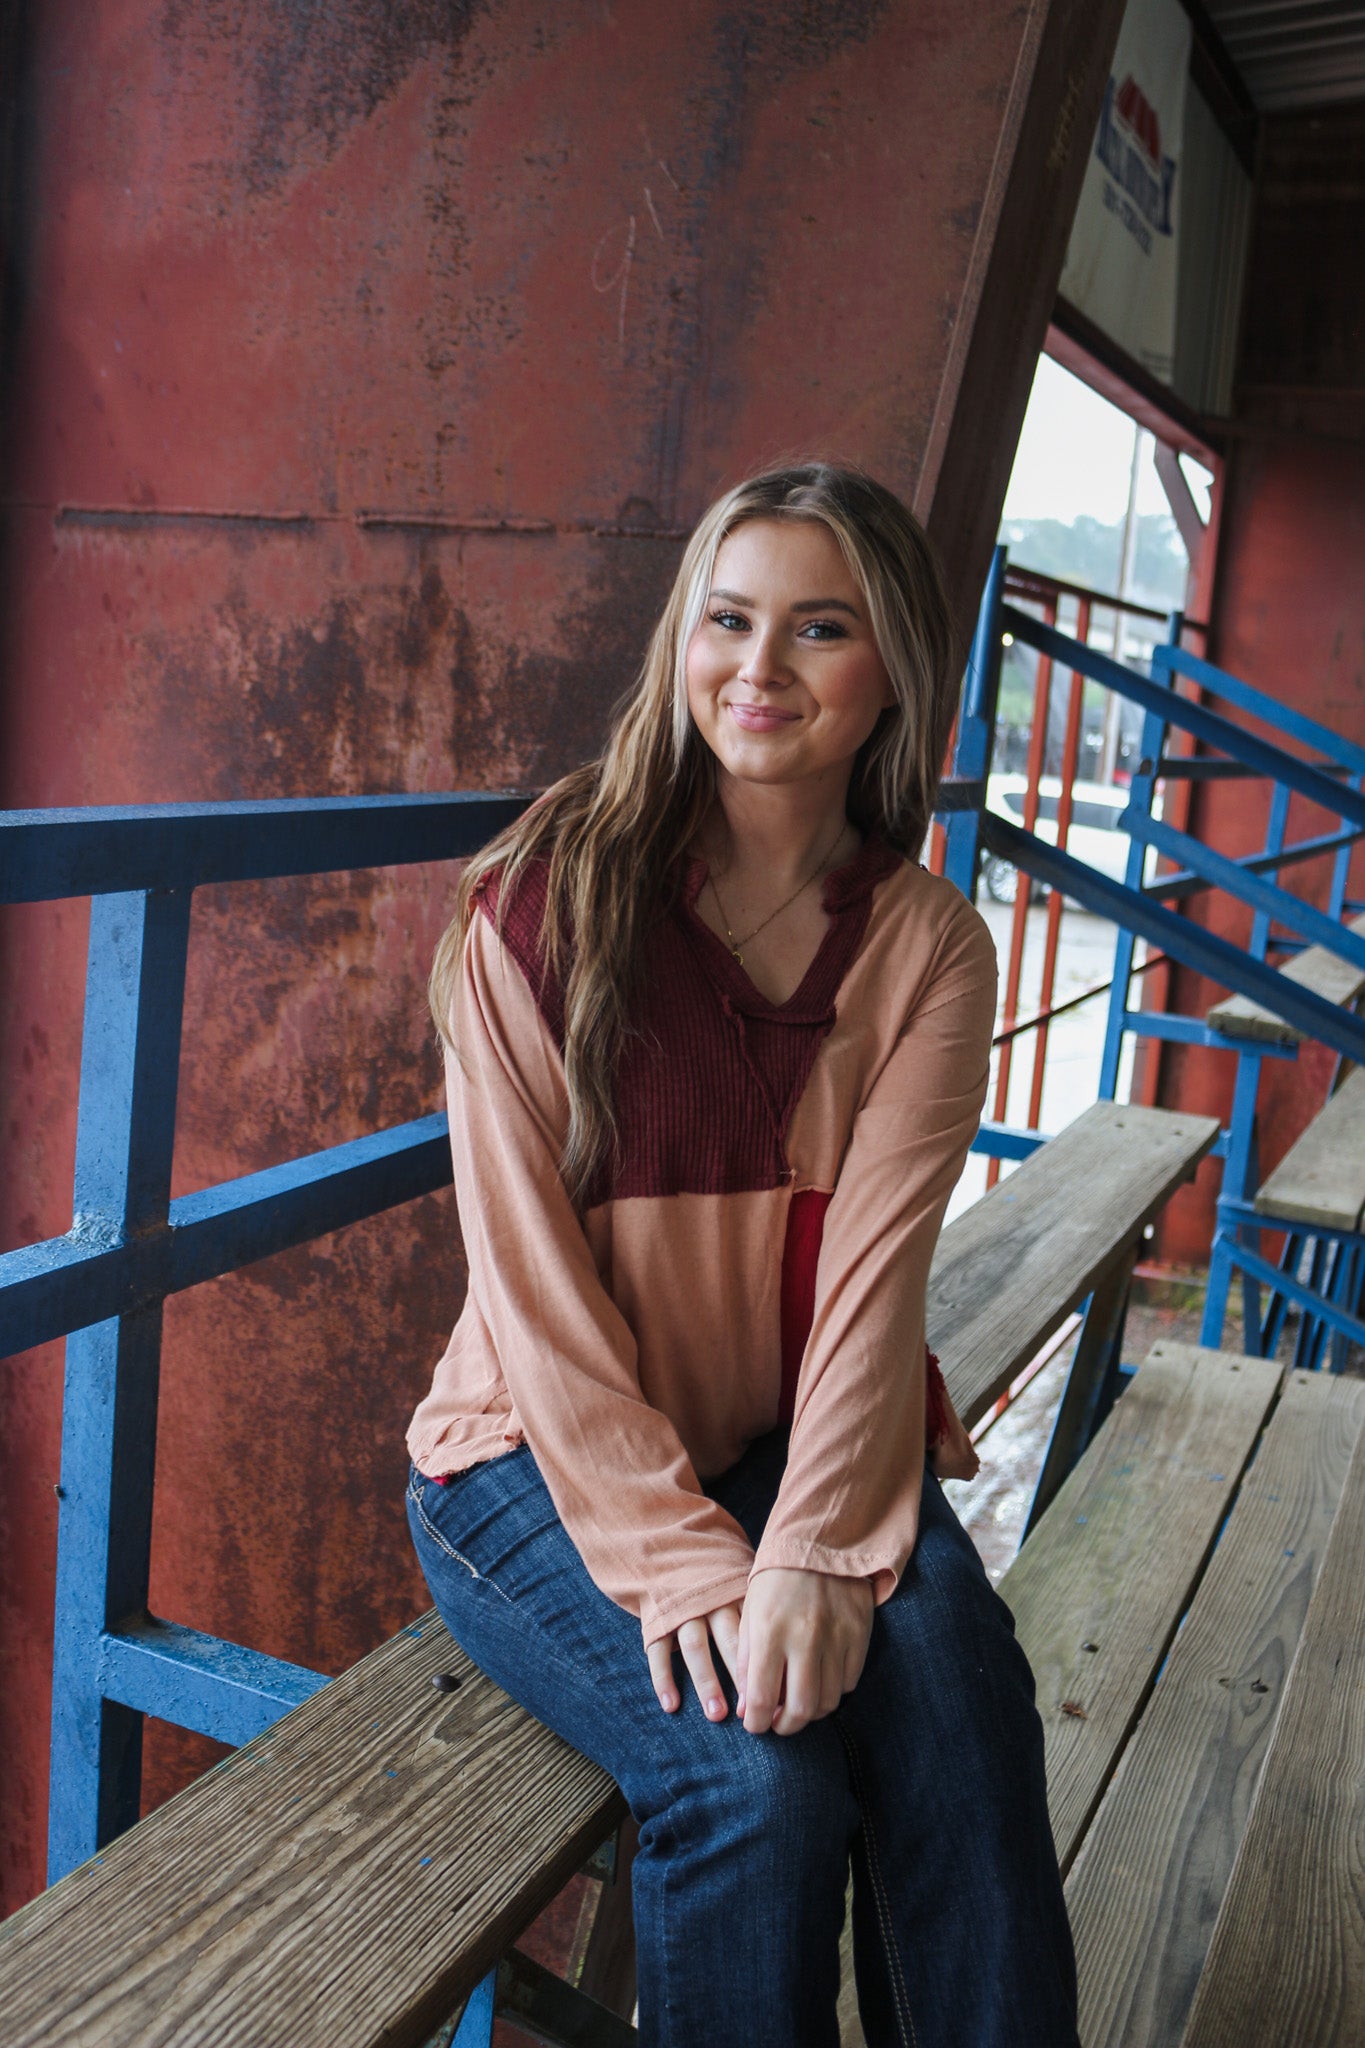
{"left": 698, "top": 772, "right": 857, "bottom": 890}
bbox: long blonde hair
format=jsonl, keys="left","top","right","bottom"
{"left": 430, "top": 461, "right": 958, "bottom": 1202}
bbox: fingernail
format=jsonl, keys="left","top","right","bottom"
{"left": 706, "top": 1697, "right": 722, "bottom": 1719}
{"left": 736, "top": 1692, "right": 746, "bottom": 1716}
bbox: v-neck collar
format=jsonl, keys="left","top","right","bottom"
{"left": 675, "top": 830, "right": 903, "bottom": 1022}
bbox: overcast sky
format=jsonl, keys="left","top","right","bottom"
{"left": 1002, "top": 355, "right": 1183, "bottom": 526}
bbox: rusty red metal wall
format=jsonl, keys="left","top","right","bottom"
{"left": 1156, "top": 104, "right": 1365, "bottom": 1268}
{"left": 0, "top": 0, "right": 1125, "bottom": 1910}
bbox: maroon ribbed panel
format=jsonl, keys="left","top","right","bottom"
{"left": 778, "top": 1190, "right": 950, "bottom": 1448}
{"left": 480, "top": 835, "right": 903, "bottom": 1205}
{"left": 779, "top": 1187, "right": 832, "bottom": 1424}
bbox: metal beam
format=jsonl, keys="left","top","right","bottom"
{"left": 0, "top": 792, "right": 531, "bottom": 903}
{"left": 1160, "top": 643, "right": 1365, "bottom": 776}
{"left": 979, "top": 811, "right": 1365, "bottom": 1066}
{"left": 1125, "top": 808, "right": 1365, "bottom": 972}
{"left": 1002, "top": 607, "right": 1365, "bottom": 831}
{"left": 49, "top": 891, "right": 191, "bottom": 1880}
{"left": 0, "top": 1113, "right": 453, "bottom": 1359}
{"left": 98, "top": 1618, "right": 329, "bottom": 1747}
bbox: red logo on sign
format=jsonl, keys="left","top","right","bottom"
{"left": 1114, "top": 74, "right": 1161, "bottom": 166}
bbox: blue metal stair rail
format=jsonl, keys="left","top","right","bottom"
{"left": 962, "top": 572, "right": 1365, "bottom": 1373}
{"left": 0, "top": 793, "right": 528, "bottom": 1884}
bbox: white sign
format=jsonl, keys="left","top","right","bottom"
{"left": 1059, "top": 0, "right": 1191, "bottom": 383}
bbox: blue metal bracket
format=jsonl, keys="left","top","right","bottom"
{"left": 97, "top": 1619, "right": 329, "bottom": 1747}
{"left": 11, "top": 794, "right": 527, "bottom": 1884}
{"left": 49, "top": 890, "right": 192, "bottom": 1878}
{"left": 943, "top": 545, "right": 1006, "bottom": 902}
{"left": 1124, "top": 810, "right": 1365, "bottom": 974}
{"left": 451, "top": 1970, "right": 498, "bottom": 2047}
{"left": 2, "top": 1113, "right": 453, "bottom": 1359}
{"left": 970, "top": 1121, "right": 1049, "bottom": 1162}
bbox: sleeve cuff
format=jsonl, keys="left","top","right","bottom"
{"left": 748, "top": 1539, "right": 901, "bottom": 1606}
{"left": 640, "top": 1563, "right": 756, "bottom": 1649}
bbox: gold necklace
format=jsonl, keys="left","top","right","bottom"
{"left": 707, "top": 820, "right": 849, "bottom": 967}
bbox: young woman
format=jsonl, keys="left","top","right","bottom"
{"left": 406, "top": 463, "right": 1079, "bottom": 2048}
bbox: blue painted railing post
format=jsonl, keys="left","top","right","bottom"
{"left": 1201, "top": 782, "right": 1288, "bottom": 1353}
{"left": 1098, "top": 615, "right": 1182, "bottom": 1102}
{"left": 451, "top": 1969, "right": 498, "bottom": 2046}
{"left": 48, "top": 888, "right": 191, "bottom": 1881}
{"left": 943, "top": 545, "right": 1006, "bottom": 904}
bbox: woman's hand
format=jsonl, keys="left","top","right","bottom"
{"left": 737, "top": 1567, "right": 873, "bottom": 1736}
{"left": 646, "top": 1602, "right": 744, "bottom": 1721}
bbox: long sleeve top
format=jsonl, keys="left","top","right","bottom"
{"left": 407, "top": 833, "right": 998, "bottom": 1648}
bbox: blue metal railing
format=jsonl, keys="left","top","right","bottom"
{"left": 0, "top": 793, "right": 527, "bottom": 1881}
{"left": 954, "top": 549, "right": 1365, "bottom": 1371}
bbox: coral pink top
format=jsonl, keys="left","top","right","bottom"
{"left": 407, "top": 834, "right": 997, "bottom": 1647}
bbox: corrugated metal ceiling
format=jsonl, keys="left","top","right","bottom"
{"left": 1204, "top": 1, "right": 1365, "bottom": 111}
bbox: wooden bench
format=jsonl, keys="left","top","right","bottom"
{"left": 1021, "top": 1342, "right": 1365, "bottom": 2048}
{"left": 1204, "top": 912, "right": 1365, "bottom": 1365}
{"left": 1205, "top": 910, "right": 1365, "bottom": 1047}
{"left": 1254, "top": 1063, "right": 1365, "bottom": 1238}
{"left": 840, "top": 1342, "right": 1365, "bottom": 2046}
{"left": 0, "top": 1101, "right": 1219, "bottom": 2048}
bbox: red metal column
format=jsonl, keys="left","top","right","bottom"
{"left": 988, "top": 602, "right": 1056, "bottom": 1183}
{"left": 1027, "top": 600, "right": 1091, "bottom": 1131}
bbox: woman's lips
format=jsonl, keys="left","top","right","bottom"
{"left": 727, "top": 701, "right": 800, "bottom": 732}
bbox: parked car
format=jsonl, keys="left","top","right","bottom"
{"left": 981, "top": 773, "right": 1146, "bottom": 906}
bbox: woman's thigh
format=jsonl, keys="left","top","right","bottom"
{"left": 405, "top": 1445, "right": 850, "bottom": 1826}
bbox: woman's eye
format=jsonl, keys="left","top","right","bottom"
{"left": 801, "top": 619, "right": 848, "bottom": 641}
{"left": 709, "top": 609, "right": 748, "bottom": 631}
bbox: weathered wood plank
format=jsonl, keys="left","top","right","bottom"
{"left": 1254, "top": 1064, "right": 1365, "bottom": 1232}
{"left": 1067, "top": 1367, "right": 1365, "bottom": 2048}
{"left": 932, "top": 1104, "right": 1219, "bottom": 1430}
{"left": 1180, "top": 1417, "right": 1365, "bottom": 2048}
{"left": 1205, "top": 912, "right": 1365, "bottom": 1045}
{"left": 0, "top": 1614, "right": 624, "bottom": 2048}
{"left": 998, "top": 1342, "right": 1282, "bottom": 1876}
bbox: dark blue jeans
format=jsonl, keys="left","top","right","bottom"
{"left": 406, "top": 1430, "right": 1078, "bottom": 2048}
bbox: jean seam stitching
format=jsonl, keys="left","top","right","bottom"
{"left": 409, "top": 1478, "right": 517, "bottom": 1607}
{"left": 839, "top": 1724, "right": 918, "bottom": 2048}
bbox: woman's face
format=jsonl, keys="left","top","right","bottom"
{"left": 685, "top": 518, "right": 895, "bottom": 794}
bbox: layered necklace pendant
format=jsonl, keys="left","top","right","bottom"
{"left": 707, "top": 818, "right": 848, "bottom": 971}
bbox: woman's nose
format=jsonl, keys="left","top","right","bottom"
{"left": 736, "top": 627, "right": 791, "bottom": 686}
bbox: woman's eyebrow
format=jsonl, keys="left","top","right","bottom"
{"left": 707, "top": 587, "right": 861, "bottom": 617}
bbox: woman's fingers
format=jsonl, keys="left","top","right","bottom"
{"left": 708, "top": 1602, "right": 743, "bottom": 1689}
{"left": 677, "top": 1616, "right": 729, "bottom": 1720}
{"left": 646, "top": 1634, "right": 680, "bottom": 1712}
{"left": 771, "top": 1642, "right": 823, "bottom": 1736}
{"left": 648, "top": 1607, "right": 748, "bottom": 1719}
{"left": 740, "top": 1630, "right": 786, "bottom": 1735}
{"left": 843, "top": 1627, "right": 871, "bottom": 1699}
{"left": 741, "top": 1567, "right": 876, "bottom": 1735}
{"left": 735, "top": 1607, "right": 749, "bottom": 1719}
